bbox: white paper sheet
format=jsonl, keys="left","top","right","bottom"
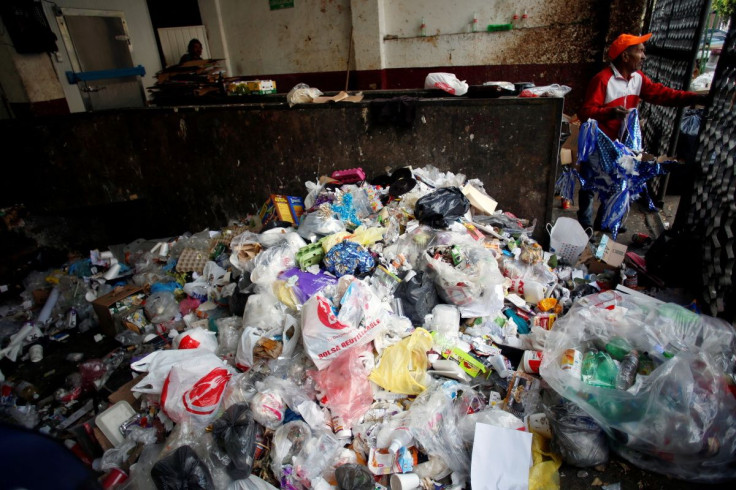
{"left": 471, "top": 423, "right": 533, "bottom": 490}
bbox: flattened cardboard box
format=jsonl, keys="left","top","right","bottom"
{"left": 92, "top": 285, "right": 145, "bottom": 337}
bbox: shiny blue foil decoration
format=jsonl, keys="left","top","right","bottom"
{"left": 555, "top": 165, "right": 580, "bottom": 203}
{"left": 323, "top": 241, "right": 375, "bottom": 277}
{"left": 577, "top": 110, "right": 676, "bottom": 239}
{"left": 332, "top": 192, "right": 361, "bottom": 228}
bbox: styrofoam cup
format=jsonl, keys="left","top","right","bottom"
{"left": 525, "top": 412, "right": 552, "bottom": 438}
{"left": 104, "top": 263, "right": 121, "bottom": 280}
{"left": 391, "top": 472, "right": 421, "bottom": 490}
{"left": 29, "top": 344, "right": 43, "bottom": 362}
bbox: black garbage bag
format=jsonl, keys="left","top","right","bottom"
{"left": 542, "top": 389, "right": 609, "bottom": 468}
{"left": 414, "top": 187, "right": 470, "bottom": 228}
{"left": 151, "top": 445, "right": 214, "bottom": 490}
{"left": 335, "top": 463, "right": 374, "bottom": 490}
{"left": 645, "top": 227, "right": 701, "bottom": 287}
{"left": 212, "top": 403, "right": 258, "bottom": 480}
{"left": 394, "top": 271, "right": 438, "bottom": 325}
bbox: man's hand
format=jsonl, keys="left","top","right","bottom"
{"left": 608, "top": 106, "right": 629, "bottom": 119}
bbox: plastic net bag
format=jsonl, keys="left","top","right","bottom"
{"left": 540, "top": 290, "right": 736, "bottom": 482}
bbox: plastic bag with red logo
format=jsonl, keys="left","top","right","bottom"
{"left": 161, "top": 353, "right": 233, "bottom": 428}
{"left": 174, "top": 327, "right": 218, "bottom": 352}
{"left": 424, "top": 72, "right": 469, "bottom": 96}
{"left": 301, "top": 279, "right": 388, "bottom": 370}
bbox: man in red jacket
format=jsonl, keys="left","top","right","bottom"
{"left": 576, "top": 33, "right": 705, "bottom": 230}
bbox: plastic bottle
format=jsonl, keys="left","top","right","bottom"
{"left": 581, "top": 351, "right": 618, "bottom": 388}
{"left": 387, "top": 426, "right": 414, "bottom": 454}
{"left": 605, "top": 337, "right": 632, "bottom": 360}
{"left": 616, "top": 350, "right": 639, "bottom": 390}
{"left": 509, "top": 278, "right": 546, "bottom": 304}
{"left": 637, "top": 352, "right": 655, "bottom": 375}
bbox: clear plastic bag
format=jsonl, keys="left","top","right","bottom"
{"left": 540, "top": 290, "right": 736, "bottom": 481}
{"left": 424, "top": 73, "right": 469, "bottom": 96}
{"left": 287, "top": 83, "right": 323, "bottom": 107}
{"left": 145, "top": 291, "right": 179, "bottom": 324}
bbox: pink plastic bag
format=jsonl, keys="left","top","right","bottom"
{"left": 309, "top": 345, "right": 374, "bottom": 429}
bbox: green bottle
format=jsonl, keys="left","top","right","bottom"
{"left": 582, "top": 351, "right": 618, "bottom": 389}
{"left": 605, "top": 337, "right": 632, "bottom": 361}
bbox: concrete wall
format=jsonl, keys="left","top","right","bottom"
{"left": 40, "top": 0, "right": 162, "bottom": 112}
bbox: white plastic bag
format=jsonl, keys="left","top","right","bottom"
{"left": 161, "top": 353, "right": 232, "bottom": 427}
{"left": 287, "top": 83, "right": 323, "bottom": 107}
{"left": 424, "top": 73, "right": 468, "bottom": 96}
{"left": 301, "top": 279, "right": 388, "bottom": 370}
{"left": 174, "top": 327, "right": 218, "bottom": 352}
{"left": 131, "top": 348, "right": 214, "bottom": 394}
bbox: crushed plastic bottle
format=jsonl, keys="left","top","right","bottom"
{"left": 615, "top": 350, "right": 639, "bottom": 390}
{"left": 581, "top": 350, "right": 618, "bottom": 389}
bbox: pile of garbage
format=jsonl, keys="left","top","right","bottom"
{"left": 1, "top": 164, "right": 734, "bottom": 489}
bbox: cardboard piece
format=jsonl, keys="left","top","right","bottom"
{"left": 462, "top": 184, "right": 498, "bottom": 215}
{"left": 596, "top": 235, "right": 628, "bottom": 267}
{"left": 562, "top": 114, "right": 581, "bottom": 164}
{"left": 312, "top": 91, "right": 364, "bottom": 104}
{"left": 92, "top": 285, "right": 145, "bottom": 337}
{"left": 259, "top": 194, "right": 305, "bottom": 226}
{"left": 108, "top": 374, "right": 144, "bottom": 409}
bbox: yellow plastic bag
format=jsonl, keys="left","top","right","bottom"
{"left": 349, "top": 225, "right": 386, "bottom": 247}
{"left": 322, "top": 231, "right": 352, "bottom": 253}
{"left": 369, "top": 328, "right": 433, "bottom": 395}
{"left": 528, "top": 433, "right": 562, "bottom": 490}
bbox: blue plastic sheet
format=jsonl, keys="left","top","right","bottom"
{"left": 577, "top": 110, "right": 675, "bottom": 239}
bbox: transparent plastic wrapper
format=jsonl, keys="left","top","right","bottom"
{"left": 229, "top": 231, "right": 263, "bottom": 273}
{"left": 250, "top": 235, "right": 305, "bottom": 287}
{"left": 309, "top": 345, "right": 374, "bottom": 429}
{"left": 414, "top": 187, "right": 470, "bottom": 228}
{"left": 212, "top": 403, "right": 258, "bottom": 479}
{"left": 222, "top": 373, "right": 258, "bottom": 409}
{"left": 541, "top": 389, "right": 609, "bottom": 468}
{"left": 424, "top": 72, "right": 469, "bottom": 96}
{"left": 369, "top": 328, "right": 433, "bottom": 395}
{"left": 540, "top": 290, "right": 736, "bottom": 481}
{"left": 250, "top": 389, "right": 287, "bottom": 430}
{"left": 160, "top": 353, "right": 232, "bottom": 428}
{"left": 458, "top": 408, "right": 525, "bottom": 445}
{"left": 412, "top": 165, "right": 466, "bottom": 189}
{"left": 407, "top": 380, "right": 470, "bottom": 483}
{"left": 173, "top": 327, "right": 218, "bottom": 351}
{"left": 151, "top": 445, "right": 214, "bottom": 490}
{"left": 422, "top": 240, "right": 505, "bottom": 318}
{"left": 520, "top": 84, "right": 572, "bottom": 97}
{"left": 297, "top": 208, "right": 346, "bottom": 239}
{"left": 145, "top": 291, "right": 179, "bottom": 324}
{"left": 301, "top": 280, "right": 388, "bottom": 370}
{"left": 126, "top": 443, "right": 163, "bottom": 490}
{"left": 242, "top": 293, "right": 286, "bottom": 331}
{"left": 216, "top": 316, "right": 243, "bottom": 357}
{"left": 228, "top": 475, "right": 279, "bottom": 490}
{"left": 235, "top": 314, "right": 299, "bottom": 371}
{"left": 293, "top": 430, "right": 342, "bottom": 487}
{"left": 287, "top": 83, "right": 323, "bottom": 107}
{"left": 271, "top": 421, "right": 312, "bottom": 481}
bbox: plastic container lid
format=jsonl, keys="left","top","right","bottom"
{"left": 95, "top": 401, "right": 136, "bottom": 447}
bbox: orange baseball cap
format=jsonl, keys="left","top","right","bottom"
{"left": 608, "top": 33, "right": 653, "bottom": 60}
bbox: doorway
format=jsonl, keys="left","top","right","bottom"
{"left": 56, "top": 9, "right": 145, "bottom": 111}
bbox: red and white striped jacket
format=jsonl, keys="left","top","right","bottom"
{"left": 578, "top": 64, "right": 701, "bottom": 140}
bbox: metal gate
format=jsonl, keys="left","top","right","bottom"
{"left": 686, "top": 13, "right": 736, "bottom": 318}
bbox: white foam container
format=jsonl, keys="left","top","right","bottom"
{"left": 95, "top": 400, "right": 136, "bottom": 447}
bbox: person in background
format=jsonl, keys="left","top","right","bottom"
{"left": 576, "top": 33, "right": 706, "bottom": 231}
{"left": 179, "top": 38, "right": 203, "bottom": 64}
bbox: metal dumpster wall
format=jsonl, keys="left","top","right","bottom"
{"left": 1, "top": 97, "right": 562, "bottom": 247}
